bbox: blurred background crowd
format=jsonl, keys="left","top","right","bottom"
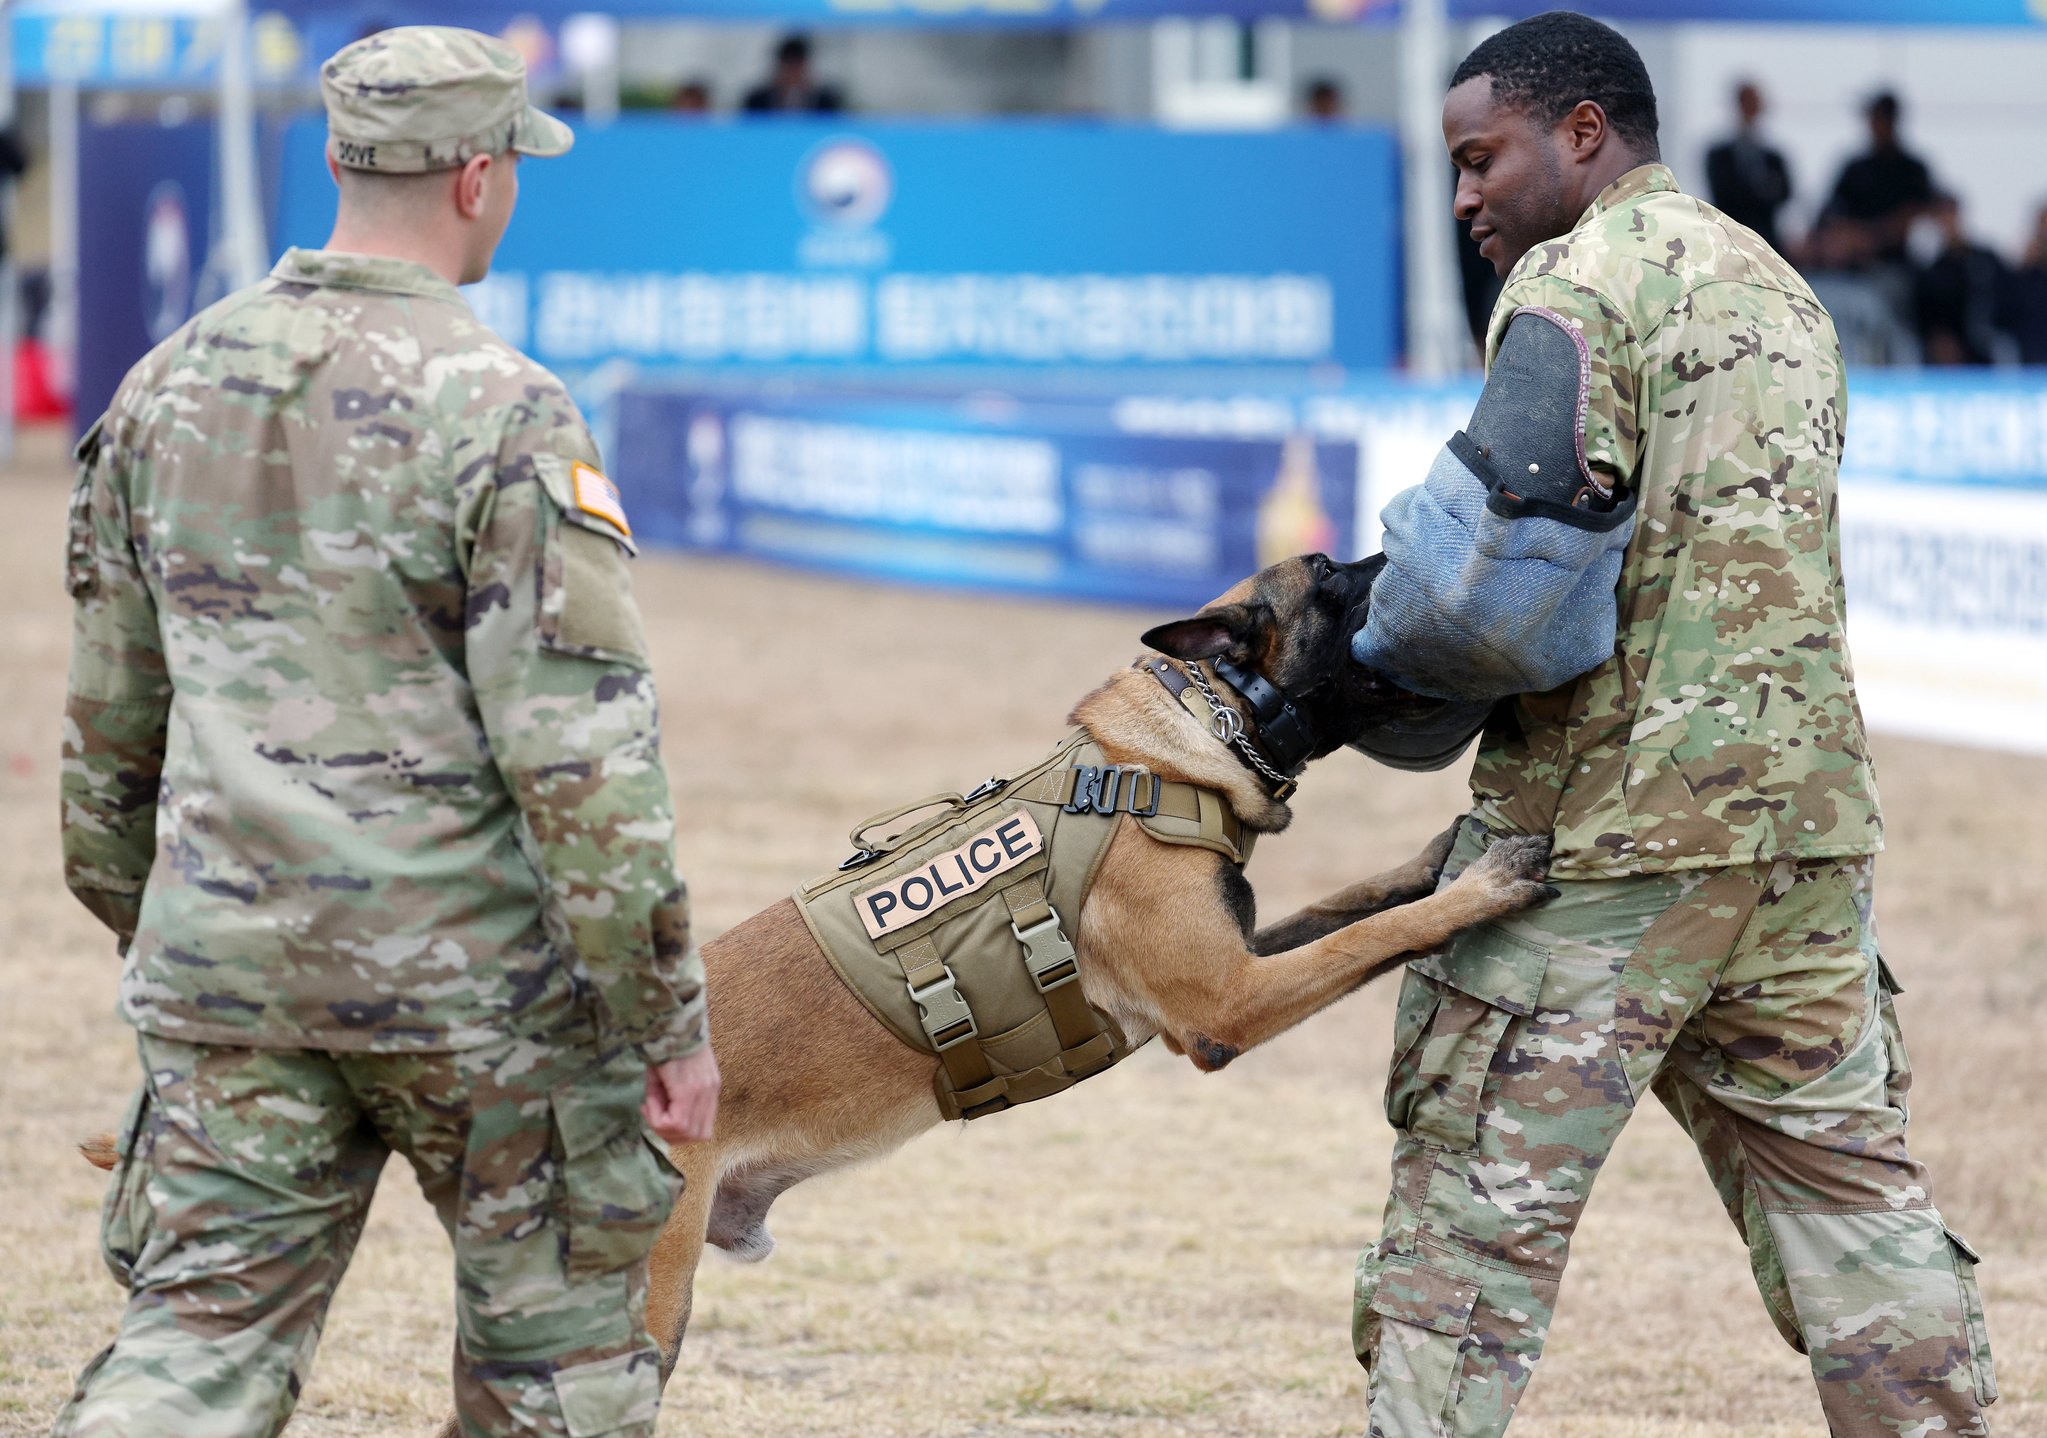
{"left": 1628, "top": 82, "right": 2045, "bottom": 368}
{"left": 1463, "top": 79, "right": 2047, "bottom": 368}
{"left": 550, "top": 31, "right": 2047, "bottom": 370}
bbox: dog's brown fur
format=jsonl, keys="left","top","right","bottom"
{"left": 634, "top": 555, "right": 1553, "bottom": 1385}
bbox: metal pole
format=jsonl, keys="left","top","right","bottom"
{"left": 1399, "top": 0, "right": 1465, "bottom": 376}
{"left": 217, "top": 0, "right": 266, "bottom": 290}
{"left": 48, "top": 76, "right": 75, "bottom": 411}
{"left": 0, "top": 0, "right": 18, "bottom": 467}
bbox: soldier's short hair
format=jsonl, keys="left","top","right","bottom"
{"left": 1451, "top": 11, "right": 1661, "bottom": 158}
{"left": 335, "top": 161, "right": 465, "bottom": 216}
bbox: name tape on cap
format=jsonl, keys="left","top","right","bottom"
{"left": 856, "top": 810, "right": 1045, "bottom": 941}
{"left": 573, "top": 462, "right": 631, "bottom": 537}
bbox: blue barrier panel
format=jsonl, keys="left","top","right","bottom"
{"left": 608, "top": 370, "right": 2047, "bottom": 753}
{"left": 612, "top": 386, "right": 1358, "bottom": 609}
{"left": 273, "top": 116, "right": 1402, "bottom": 375}
{"left": 1448, "top": 0, "right": 2047, "bottom": 22}
{"left": 74, "top": 119, "right": 218, "bottom": 434}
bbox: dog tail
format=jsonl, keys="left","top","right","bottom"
{"left": 79, "top": 1132, "right": 119, "bottom": 1170}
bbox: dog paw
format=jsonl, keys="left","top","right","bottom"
{"left": 1462, "top": 833, "right": 1555, "bottom": 909}
{"left": 79, "top": 1132, "right": 118, "bottom": 1171}
{"left": 1419, "top": 818, "right": 1462, "bottom": 882}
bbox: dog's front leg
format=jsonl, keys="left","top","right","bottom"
{"left": 1083, "top": 828, "right": 1552, "bottom": 1073}
{"left": 1250, "top": 817, "right": 1463, "bottom": 955}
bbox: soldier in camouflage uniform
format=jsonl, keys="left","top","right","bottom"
{"left": 53, "top": 28, "right": 718, "bottom": 1438}
{"left": 1347, "top": 14, "right": 1996, "bottom": 1436}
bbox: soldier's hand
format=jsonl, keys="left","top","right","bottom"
{"left": 644, "top": 1045, "right": 720, "bottom": 1144}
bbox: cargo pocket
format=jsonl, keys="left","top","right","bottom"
{"left": 1395, "top": 922, "right": 1551, "bottom": 1152}
{"left": 1874, "top": 954, "right": 1913, "bottom": 1122}
{"left": 1383, "top": 967, "right": 1441, "bottom": 1135}
{"left": 552, "top": 1346, "right": 663, "bottom": 1437}
{"left": 552, "top": 1079, "right": 684, "bottom": 1283}
{"left": 1945, "top": 1228, "right": 1998, "bottom": 1407}
{"left": 1353, "top": 1248, "right": 1481, "bottom": 1430}
{"left": 98, "top": 1084, "right": 155, "bottom": 1287}
{"left": 535, "top": 454, "right": 648, "bottom": 666}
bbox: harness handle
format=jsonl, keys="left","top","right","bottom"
{"left": 840, "top": 792, "right": 971, "bottom": 869}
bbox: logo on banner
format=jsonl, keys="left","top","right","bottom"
{"left": 141, "top": 181, "right": 192, "bottom": 343}
{"left": 798, "top": 139, "right": 893, "bottom": 269}
{"left": 802, "top": 139, "right": 892, "bottom": 228}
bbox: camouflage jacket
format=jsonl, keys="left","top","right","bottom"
{"left": 1468, "top": 165, "right": 1883, "bottom": 877}
{"left": 62, "top": 248, "right": 707, "bottom": 1060}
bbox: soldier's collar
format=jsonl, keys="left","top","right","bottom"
{"left": 1578, "top": 162, "right": 1678, "bottom": 226}
{"left": 270, "top": 248, "right": 467, "bottom": 305}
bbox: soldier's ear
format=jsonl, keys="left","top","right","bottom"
{"left": 1141, "top": 603, "right": 1269, "bottom": 664}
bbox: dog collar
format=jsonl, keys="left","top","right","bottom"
{"left": 1212, "top": 658, "right": 1319, "bottom": 776}
{"left": 1139, "top": 656, "right": 1304, "bottom": 802}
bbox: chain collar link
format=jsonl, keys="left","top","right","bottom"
{"left": 1184, "top": 662, "right": 1297, "bottom": 796}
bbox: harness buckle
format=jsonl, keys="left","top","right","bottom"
{"left": 1126, "top": 771, "right": 1161, "bottom": 818}
{"left": 1012, "top": 908, "right": 1080, "bottom": 993}
{"left": 907, "top": 967, "right": 978, "bottom": 1051}
{"left": 962, "top": 776, "right": 1007, "bottom": 805}
{"left": 1065, "top": 764, "right": 1102, "bottom": 814}
{"left": 1065, "top": 764, "right": 1160, "bottom": 818}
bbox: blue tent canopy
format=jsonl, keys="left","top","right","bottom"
{"left": 270, "top": 0, "right": 1394, "bottom": 29}
{"left": 258, "top": 0, "right": 2047, "bottom": 25}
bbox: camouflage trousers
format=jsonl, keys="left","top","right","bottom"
{"left": 1355, "top": 819, "right": 1997, "bottom": 1437}
{"left": 52, "top": 1016, "right": 682, "bottom": 1438}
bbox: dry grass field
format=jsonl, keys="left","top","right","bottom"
{"left": 2, "top": 424, "right": 2042, "bottom": 1437}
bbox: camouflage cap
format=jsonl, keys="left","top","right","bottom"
{"left": 322, "top": 26, "right": 572, "bottom": 174}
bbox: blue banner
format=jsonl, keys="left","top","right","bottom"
{"left": 601, "top": 371, "right": 2047, "bottom": 757}
{"left": 9, "top": 10, "right": 308, "bottom": 89}
{"left": 601, "top": 369, "right": 2047, "bottom": 609}
{"left": 281, "top": 0, "right": 1396, "bottom": 31}
{"left": 612, "top": 386, "right": 1358, "bottom": 607}
{"left": 75, "top": 119, "right": 219, "bottom": 432}
{"left": 1447, "top": 0, "right": 2047, "bottom": 22}
{"left": 269, "top": 0, "right": 2045, "bottom": 28}
{"left": 273, "top": 117, "right": 1402, "bottom": 375}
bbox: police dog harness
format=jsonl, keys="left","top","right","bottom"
{"left": 794, "top": 679, "right": 1272, "bottom": 1122}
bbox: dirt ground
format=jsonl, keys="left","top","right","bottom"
{"left": 2, "top": 423, "right": 2041, "bottom": 1437}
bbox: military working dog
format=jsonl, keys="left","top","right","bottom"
{"left": 624, "top": 551, "right": 1552, "bottom": 1388}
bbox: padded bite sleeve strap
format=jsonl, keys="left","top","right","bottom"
{"left": 1463, "top": 306, "right": 1630, "bottom": 530}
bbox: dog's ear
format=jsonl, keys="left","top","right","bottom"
{"left": 1141, "top": 603, "right": 1267, "bottom": 663}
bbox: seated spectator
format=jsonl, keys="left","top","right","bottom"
{"left": 1820, "top": 91, "right": 1934, "bottom": 266}
{"left": 2006, "top": 203, "right": 2047, "bottom": 366}
{"left": 671, "top": 80, "right": 711, "bottom": 113}
{"left": 742, "top": 34, "right": 844, "bottom": 114}
{"left": 1804, "top": 217, "right": 1919, "bottom": 367}
{"left": 1916, "top": 194, "right": 2011, "bottom": 366}
{"left": 1303, "top": 78, "right": 1346, "bottom": 123}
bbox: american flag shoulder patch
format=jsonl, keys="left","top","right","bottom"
{"left": 572, "top": 462, "right": 631, "bottom": 538}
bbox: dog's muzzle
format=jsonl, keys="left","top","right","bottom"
{"left": 1346, "top": 695, "right": 1493, "bottom": 772}
{"left": 1339, "top": 552, "right": 1491, "bottom": 772}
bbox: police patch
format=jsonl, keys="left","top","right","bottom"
{"left": 572, "top": 462, "right": 631, "bottom": 538}
{"left": 856, "top": 811, "right": 1045, "bottom": 940}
